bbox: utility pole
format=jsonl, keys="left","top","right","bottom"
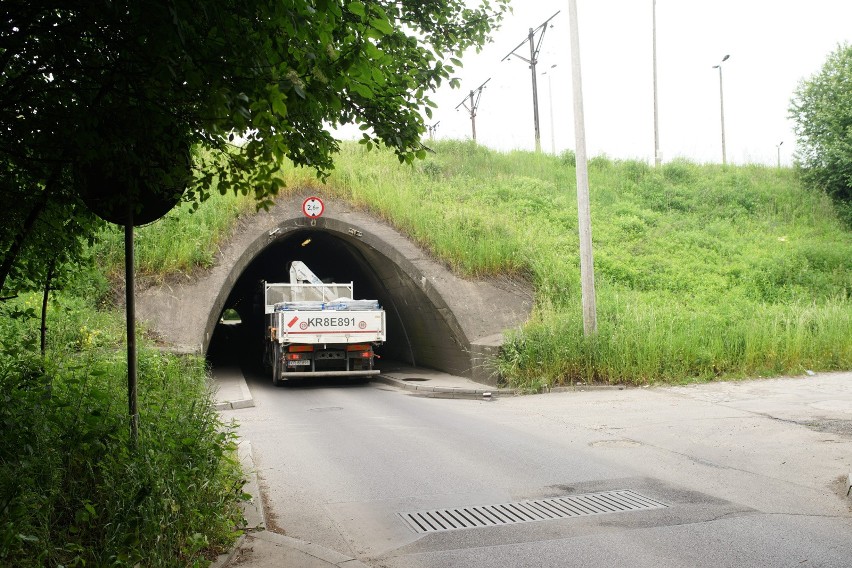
{"left": 713, "top": 54, "right": 730, "bottom": 165}
{"left": 568, "top": 0, "right": 597, "bottom": 336}
{"left": 542, "top": 64, "right": 558, "bottom": 155}
{"left": 502, "top": 11, "right": 560, "bottom": 152}
{"left": 427, "top": 121, "right": 440, "bottom": 140}
{"left": 776, "top": 141, "right": 783, "bottom": 169}
{"left": 455, "top": 78, "right": 490, "bottom": 142}
{"left": 652, "top": 0, "right": 661, "bottom": 167}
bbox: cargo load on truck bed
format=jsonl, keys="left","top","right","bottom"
{"left": 263, "top": 262, "right": 386, "bottom": 385}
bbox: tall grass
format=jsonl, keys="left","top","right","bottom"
{"left": 101, "top": 140, "right": 851, "bottom": 387}
{"left": 94, "top": 189, "right": 255, "bottom": 278}
{"left": 279, "top": 141, "right": 852, "bottom": 387}
{"left": 0, "top": 292, "right": 245, "bottom": 566}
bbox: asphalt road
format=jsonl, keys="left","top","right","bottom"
{"left": 219, "top": 367, "right": 852, "bottom": 568}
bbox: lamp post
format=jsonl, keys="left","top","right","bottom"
{"left": 542, "top": 64, "right": 557, "bottom": 154}
{"left": 713, "top": 54, "right": 730, "bottom": 165}
{"left": 652, "top": 0, "right": 660, "bottom": 167}
{"left": 776, "top": 141, "right": 783, "bottom": 169}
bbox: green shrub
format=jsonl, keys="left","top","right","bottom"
{"left": 0, "top": 296, "right": 245, "bottom": 567}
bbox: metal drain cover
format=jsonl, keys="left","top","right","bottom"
{"left": 399, "top": 490, "right": 668, "bottom": 534}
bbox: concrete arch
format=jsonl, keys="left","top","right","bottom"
{"left": 137, "top": 194, "right": 532, "bottom": 384}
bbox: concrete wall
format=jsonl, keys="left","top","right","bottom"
{"left": 136, "top": 194, "right": 532, "bottom": 384}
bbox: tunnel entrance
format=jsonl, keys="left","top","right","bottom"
{"left": 206, "top": 220, "right": 472, "bottom": 379}
{"left": 208, "top": 228, "right": 416, "bottom": 375}
{"left": 137, "top": 196, "right": 532, "bottom": 385}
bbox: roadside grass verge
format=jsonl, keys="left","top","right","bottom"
{"left": 0, "top": 290, "right": 245, "bottom": 566}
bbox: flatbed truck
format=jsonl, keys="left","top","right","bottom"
{"left": 263, "top": 262, "right": 386, "bottom": 385}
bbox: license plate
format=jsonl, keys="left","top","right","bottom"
{"left": 287, "top": 360, "right": 310, "bottom": 367}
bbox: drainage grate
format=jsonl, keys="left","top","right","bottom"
{"left": 399, "top": 490, "right": 668, "bottom": 534}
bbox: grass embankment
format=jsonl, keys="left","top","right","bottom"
{"left": 282, "top": 141, "right": 852, "bottom": 388}
{"left": 102, "top": 141, "right": 851, "bottom": 389}
{"left": 95, "top": 189, "right": 256, "bottom": 279}
{"left": 0, "top": 194, "right": 254, "bottom": 566}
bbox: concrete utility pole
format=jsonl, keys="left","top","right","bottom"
{"left": 455, "top": 78, "right": 490, "bottom": 142}
{"left": 427, "top": 121, "right": 440, "bottom": 140}
{"left": 776, "top": 141, "right": 783, "bottom": 169}
{"left": 542, "top": 64, "right": 558, "bottom": 154}
{"left": 501, "top": 11, "right": 560, "bottom": 152}
{"left": 713, "top": 54, "right": 730, "bottom": 165}
{"left": 652, "top": 0, "right": 661, "bottom": 167}
{"left": 568, "top": 0, "right": 597, "bottom": 336}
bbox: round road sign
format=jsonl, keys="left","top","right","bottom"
{"left": 302, "top": 196, "right": 325, "bottom": 218}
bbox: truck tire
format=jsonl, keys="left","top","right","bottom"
{"left": 272, "top": 343, "right": 282, "bottom": 387}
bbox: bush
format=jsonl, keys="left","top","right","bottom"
{"left": 790, "top": 43, "right": 852, "bottom": 204}
{"left": 0, "top": 296, "right": 245, "bottom": 567}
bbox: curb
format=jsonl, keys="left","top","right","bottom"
{"left": 375, "top": 374, "right": 517, "bottom": 398}
{"left": 214, "top": 398, "right": 255, "bottom": 411}
{"left": 211, "top": 440, "right": 264, "bottom": 568}
{"left": 214, "top": 376, "right": 255, "bottom": 411}
{"left": 211, "top": 440, "right": 370, "bottom": 568}
{"left": 376, "top": 374, "right": 628, "bottom": 397}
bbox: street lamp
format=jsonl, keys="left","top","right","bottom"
{"left": 713, "top": 54, "right": 730, "bottom": 165}
{"left": 652, "top": 0, "right": 660, "bottom": 167}
{"left": 542, "top": 64, "right": 557, "bottom": 154}
{"left": 776, "top": 141, "right": 783, "bottom": 169}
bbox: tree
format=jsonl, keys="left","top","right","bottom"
{"left": 0, "top": 0, "right": 510, "bottom": 295}
{"left": 789, "top": 43, "right": 852, "bottom": 205}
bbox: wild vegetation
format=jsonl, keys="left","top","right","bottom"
{"left": 790, "top": 41, "right": 852, "bottom": 224}
{"left": 107, "top": 141, "right": 851, "bottom": 390}
{"left": 0, "top": 263, "right": 246, "bottom": 566}
{"left": 296, "top": 142, "right": 851, "bottom": 388}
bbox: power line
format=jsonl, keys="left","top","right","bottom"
{"left": 501, "top": 11, "right": 560, "bottom": 152}
{"left": 455, "top": 78, "right": 491, "bottom": 142}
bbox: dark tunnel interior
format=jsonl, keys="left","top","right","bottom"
{"left": 206, "top": 229, "right": 415, "bottom": 375}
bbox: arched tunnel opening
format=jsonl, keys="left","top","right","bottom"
{"left": 205, "top": 226, "right": 471, "bottom": 379}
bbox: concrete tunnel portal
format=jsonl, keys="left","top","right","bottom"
{"left": 210, "top": 227, "right": 438, "bottom": 374}
{"left": 137, "top": 196, "right": 532, "bottom": 384}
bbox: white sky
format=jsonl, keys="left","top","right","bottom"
{"left": 410, "top": 0, "right": 852, "bottom": 166}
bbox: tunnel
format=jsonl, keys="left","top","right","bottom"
{"left": 207, "top": 226, "right": 457, "bottom": 375}
{"left": 137, "top": 195, "right": 532, "bottom": 384}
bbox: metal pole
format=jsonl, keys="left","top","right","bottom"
{"left": 547, "top": 68, "right": 556, "bottom": 154}
{"left": 568, "top": 0, "right": 597, "bottom": 336}
{"left": 714, "top": 55, "right": 729, "bottom": 165}
{"left": 469, "top": 90, "right": 477, "bottom": 141}
{"left": 529, "top": 28, "right": 542, "bottom": 152}
{"left": 501, "top": 12, "right": 558, "bottom": 154}
{"left": 718, "top": 65, "right": 726, "bottom": 165}
{"left": 125, "top": 214, "right": 138, "bottom": 445}
{"left": 652, "top": 0, "right": 661, "bottom": 167}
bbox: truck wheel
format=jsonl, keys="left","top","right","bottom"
{"left": 272, "top": 344, "right": 282, "bottom": 387}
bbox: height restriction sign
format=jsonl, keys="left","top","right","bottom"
{"left": 301, "top": 196, "right": 324, "bottom": 218}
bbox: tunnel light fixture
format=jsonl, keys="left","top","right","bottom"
{"left": 301, "top": 238, "right": 312, "bottom": 247}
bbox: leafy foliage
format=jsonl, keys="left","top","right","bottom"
{"left": 0, "top": 0, "right": 509, "bottom": 295}
{"left": 0, "top": 294, "right": 244, "bottom": 566}
{"left": 790, "top": 43, "right": 852, "bottom": 209}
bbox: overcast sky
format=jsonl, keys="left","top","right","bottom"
{"left": 408, "top": 0, "right": 852, "bottom": 166}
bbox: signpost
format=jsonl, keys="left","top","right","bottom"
{"left": 302, "top": 196, "right": 325, "bottom": 218}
